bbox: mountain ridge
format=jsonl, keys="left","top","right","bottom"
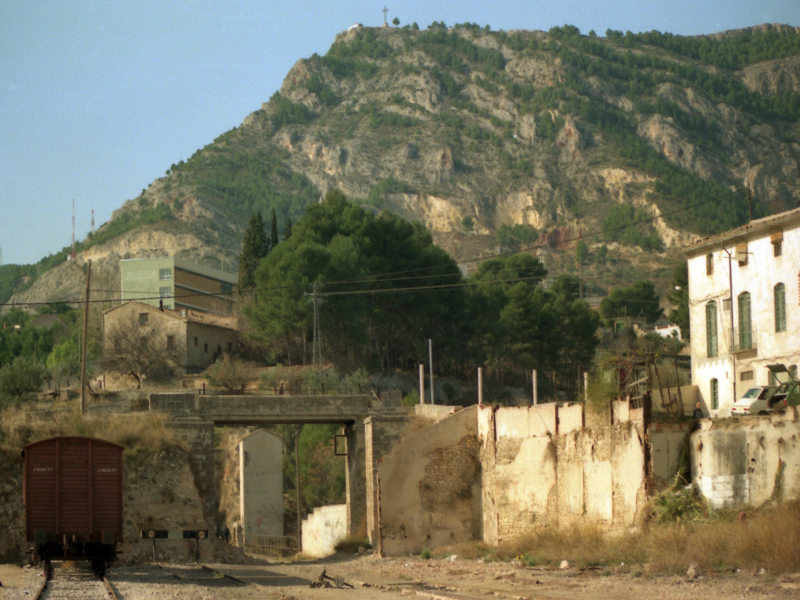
{"left": 3, "top": 22, "right": 800, "bottom": 308}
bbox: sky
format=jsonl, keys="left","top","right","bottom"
{"left": 1, "top": 1, "right": 797, "bottom": 266}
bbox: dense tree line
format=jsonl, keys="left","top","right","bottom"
{"left": 245, "top": 191, "right": 601, "bottom": 395}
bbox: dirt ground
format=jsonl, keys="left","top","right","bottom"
{"left": 3, "top": 555, "right": 800, "bottom": 600}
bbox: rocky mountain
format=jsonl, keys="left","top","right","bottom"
{"left": 5, "top": 23, "right": 800, "bottom": 307}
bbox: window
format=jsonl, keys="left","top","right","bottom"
{"left": 204, "top": 342, "right": 208, "bottom": 353}
{"left": 159, "top": 268, "right": 172, "bottom": 280}
{"left": 194, "top": 336, "right": 198, "bottom": 347}
{"left": 736, "top": 242, "right": 748, "bottom": 266}
{"left": 738, "top": 292, "right": 752, "bottom": 350}
{"left": 775, "top": 283, "right": 786, "bottom": 332}
{"left": 159, "top": 286, "right": 170, "bottom": 298}
{"left": 740, "top": 370, "right": 754, "bottom": 381}
{"left": 228, "top": 342, "right": 232, "bottom": 352}
{"left": 221, "top": 282, "right": 233, "bottom": 294}
{"left": 706, "top": 302, "right": 718, "bottom": 358}
{"left": 138, "top": 312, "right": 149, "bottom": 325}
{"left": 706, "top": 253, "right": 714, "bottom": 275}
{"left": 166, "top": 335, "right": 175, "bottom": 350}
{"left": 711, "top": 378, "right": 719, "bottom": 410}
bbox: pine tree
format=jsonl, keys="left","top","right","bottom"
{"left": 270, "top": 208, "right": 279, "bottom": 249}
{"left": 238, "top": 212, "right": 269, "bottom": 290}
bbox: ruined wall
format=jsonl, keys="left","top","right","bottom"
{"left": 479, "top": 403, "right": 649, "bottom": 546}
{"left": 302, "top": 505, "right": 347, "bottom": 558}
{"left": 692, "top": 409, "right": 800, "bottom": 509}
{"left": 378, "top": 406, "right": 480, "bottom": 556}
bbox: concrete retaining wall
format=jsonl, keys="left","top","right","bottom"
{"left": 692, "top": 409, "right": 800, "bottom": 509}
{"left": 302, "top": 505, "right": 347, "bottom": 558}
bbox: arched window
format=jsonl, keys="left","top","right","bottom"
{"left": 710, "top": 378, "right": 719, "bottom": 410}
{"left": 775, "top": 283, "right": 786, "bottom": 332}
{"left": 706, "top": 302, "right": 718, "bottom": 357}
{"left": 738, "top": 292, "right": 752, "bottom": 350}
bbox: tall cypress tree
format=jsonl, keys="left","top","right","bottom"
{"left": 238, "top": 212, "right": 269, "bottom": 290}
{"left": 283, "top": 217, "right": 293, "bottom": 241}
{"left": 270, "top": 208, "right": 279, "bottom": 249}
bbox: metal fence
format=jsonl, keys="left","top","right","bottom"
{"left": 238, "top": 534, "right": 298, "bottom": 558}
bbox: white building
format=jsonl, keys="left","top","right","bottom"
{"left": 683, "top": 207, "right": 800, "bottom": 417}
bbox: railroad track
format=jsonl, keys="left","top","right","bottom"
{"left": 34, "top": 562, "right": 118, "bottom": 600}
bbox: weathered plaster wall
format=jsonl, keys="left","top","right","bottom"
{"left": 378, "top": 406, "right": 480, "bottom": 556}
{"left": 302, "top": 505, "right": 347, "bottom": 558}
{"left": 692, "top": 409, "right": 800, "bottom": 509}
{"left": 479, "top": 403, "right": 649, "bottom": 546}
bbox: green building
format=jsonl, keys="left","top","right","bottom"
{"left": 120, "top": 257, "right": 236, "bottom": 315}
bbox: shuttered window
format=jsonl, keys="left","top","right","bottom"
{"left": 711, "top": 378, "right": 719, "bottom": 410}
{"left": 738, "top": 292, "right": 752, "bottom": 350}
{"left": 775, "top": 283, "right": 786, "bottom": 332}
{"left": 706, "top": 302, "right": 718, "bottom": 358}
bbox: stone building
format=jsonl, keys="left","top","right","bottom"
{"left": 683, "top": 207, "right": 800, "bottom": 416}
{"left": 120, "top": 257, "right": 236, "bottom": 315}
{"left": 103, "top": 301, "right": 239, "bottom": 374}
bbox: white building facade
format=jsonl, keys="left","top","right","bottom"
{"left": 684, "top": 207, "right": 800, "bottom": 417}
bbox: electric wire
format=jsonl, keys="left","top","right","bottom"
{"left": 0, "top": 186, "right": 787, "bottom": 310}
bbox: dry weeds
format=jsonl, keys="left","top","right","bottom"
{"left": 435, "top": 501, "right": 800, "bottom": 575}
{"left": 0, "top": 402, "right": 178, "bottom": 463}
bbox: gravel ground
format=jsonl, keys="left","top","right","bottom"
{"left": 3, "top": 556, "right": 800, "bottom": 599}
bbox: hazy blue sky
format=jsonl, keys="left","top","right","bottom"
{"left": 1, "top": 1, "right": 797, "bottom": 265}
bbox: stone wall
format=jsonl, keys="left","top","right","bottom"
{"left": 377, "top": 406, "right": 480, "bottom": 556}
{"left": 692, "top": 409, "right": 800, "bottom": 509}
{"left": 302, "top": 505, "right": 347, "bottom": 558}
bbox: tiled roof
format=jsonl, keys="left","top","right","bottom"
{"left": 683, "top": 206, "right": 800, "bottom": 256}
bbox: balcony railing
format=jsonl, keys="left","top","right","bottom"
{"left": 729, "top": 326, "right": 757, "bottom": 353}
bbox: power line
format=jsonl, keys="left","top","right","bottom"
{"left": 1, "top": 186, "right": 785, "bottom": 310}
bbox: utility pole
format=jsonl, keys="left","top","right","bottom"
{"left": 306, "top": 283, "right": 325, "bottom": 370}
{"left": 295, "top": 432, "right": 302, "bottom": 553}
{"left": 428, "top": 339, "right": 434, "bottom": 404}
{"left": 80, "top": 260, "right": 91, "bottom": 414}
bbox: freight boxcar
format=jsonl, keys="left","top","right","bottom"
{"left": 23, "top": 437, "right": 123, "bottom": 571}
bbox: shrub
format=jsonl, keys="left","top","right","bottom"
{"left": 0, "top": 357, "right": 45, "bottom": 404}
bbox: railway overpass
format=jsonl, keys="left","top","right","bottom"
{"left": 149, "top": 391, "right": 413, "bottom": 542}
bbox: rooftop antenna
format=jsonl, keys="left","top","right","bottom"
{"left": 71, "top": 199, "right": 76, "bottom": 260}
{"left": 382, "top": 6, "right": 388, "bottom": 26}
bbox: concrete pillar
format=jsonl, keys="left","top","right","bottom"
{"left": 364, "top": 414, "right": 413, "bottom": 546}
{"left": 345, "top": 419, "right": 367, "bottom": 537}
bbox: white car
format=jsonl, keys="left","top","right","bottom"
{"left": 731, "top": 386, "right": 778, "bottom": 416}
